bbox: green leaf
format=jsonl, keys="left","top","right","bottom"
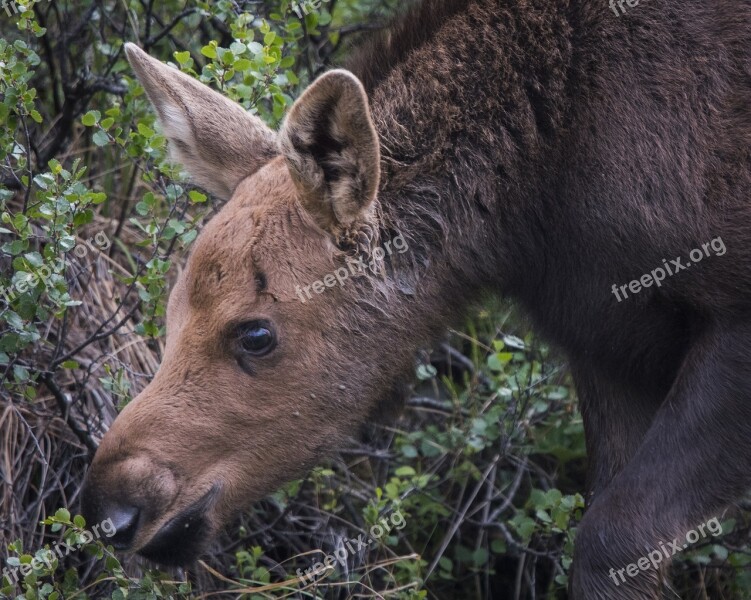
{"left": 13, "top": 365, "right": 29, "bottom": 382}
{"left": 23, "top": 252, "right": 43, "bottom": 267}
{"left": 535, "top": 509, "right": 552, "bottom": 523}
{"left": 471, "top": 547, "right": 489, "bottom": 567}
{"left": 713, "top": 545, "right": 729, "bottom": 561}
{"left": 180, "top": 229, "right": 198, "bottom": 244}
{"left": 401, "top": 444, "right": 418, "bottom": 458}
{"left": 2, "top": 239, "right": 26, "bottom": 255}
{"left": 416, "top": 364, "right": 437, "bottom": 380}
{"left": 394, "top": 466, "right": 416, "bottom": 477}
{"left": 188, "top": 190, "right": 207, "bottom": 203}
{"left": 82, "top": 111, "right": 100, "bottom": 126}
{"left": 137, "top": 122, "right": 155, "bottom": 138}
{"left": 54, "top": 508, "right": 71, "bottom": 523}
{"left": 92, "top": 131, "right": 109, "bottom": 147}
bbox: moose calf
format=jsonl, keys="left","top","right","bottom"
{"left": 82, "top": 0, "right": 751, "bottom": 597}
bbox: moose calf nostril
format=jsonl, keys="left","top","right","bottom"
{"left": 106, "top": 505, "right": 141, "bottom": 548}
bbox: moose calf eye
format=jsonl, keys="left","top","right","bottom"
{"left": 237, "top": 322, "right": 276, "bottom": 356}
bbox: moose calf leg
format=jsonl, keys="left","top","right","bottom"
{"left": 573, "top": 365, "right": 662, "bottom": 506}
{"left": 571, "top": 321, "right": 751, "bottom": 599}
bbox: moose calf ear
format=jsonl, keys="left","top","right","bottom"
{"left": 279, "top": 69, "right": 380, "bottom": 232}
{"left": 124, "top": 43, "right": 278, "bottom": 201}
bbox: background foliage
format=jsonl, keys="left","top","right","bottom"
{"left": 1, "top": 0, "right": 749, "bottom": 598}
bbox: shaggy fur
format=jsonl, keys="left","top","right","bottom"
{"left": 84, "top": 1, "right": 751, "bottom": 598}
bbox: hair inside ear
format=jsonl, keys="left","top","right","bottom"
{"left": 279, "top": 69, "right": 381, "bottom": 233}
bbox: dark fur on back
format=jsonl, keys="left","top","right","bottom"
{"left": 343, "top": 1, "right": 751, "bottom": 597}
{"left": 345, "top": 0, "right": 470, "bottom": 94}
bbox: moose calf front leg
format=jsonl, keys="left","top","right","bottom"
{"left": 571, "top": 322, "right": 751, "bottom": 599}
{"left": 573, "top": 365, "right": 662, "bottom": 507}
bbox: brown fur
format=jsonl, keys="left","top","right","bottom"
{"left": 83, "top": 2, "right": 751, "bottom": 597}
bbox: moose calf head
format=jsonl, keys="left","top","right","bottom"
{"left": 81, "top": 44, "right": 419, "bottom": 564}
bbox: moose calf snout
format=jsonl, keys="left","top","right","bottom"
{"left": 81, "top": 451, "right": 180, "bottom": 552}
{"left": 80, "top": 494, "right": 140, "bottom": 549}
